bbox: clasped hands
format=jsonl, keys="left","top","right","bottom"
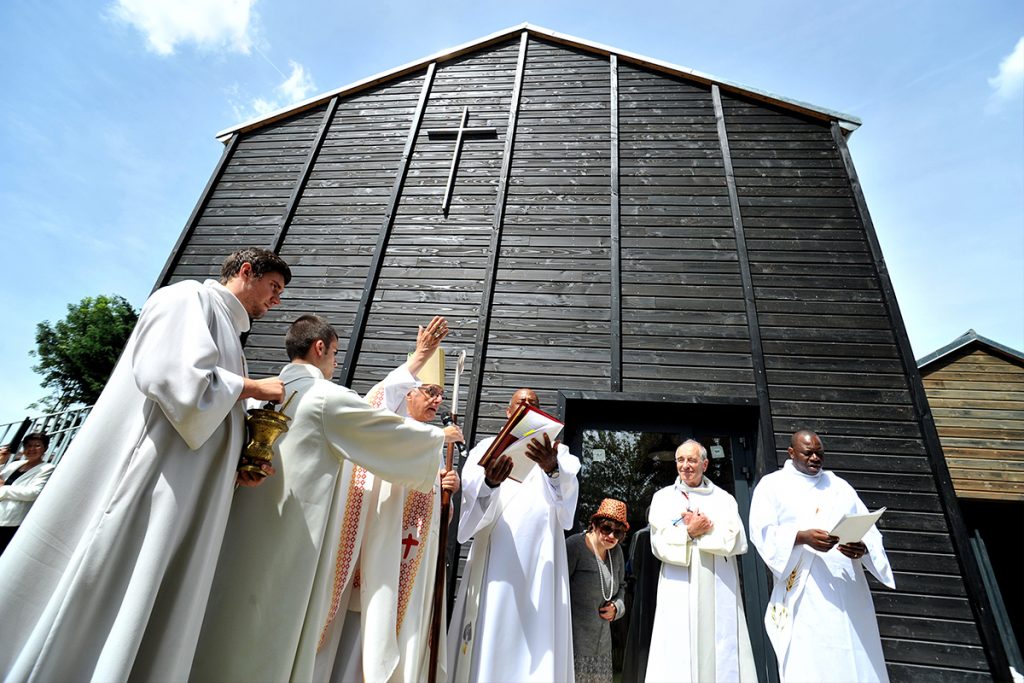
{"left": 797, "top": 529, "right": 868, "bottom": 559}
{"left": 683, "top": 510, "right": 713, "bottom": 539}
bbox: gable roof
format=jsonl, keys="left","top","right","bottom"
{"left": 917, "top": 328, "right": 1024, "bottom": 370}
{"left": 216, "top": 22, "right": 862, "bottom": 142}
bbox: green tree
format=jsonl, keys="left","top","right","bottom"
{"left": 577, "top": 430, "right": 675, "bottom": 534}
{"left": 31, "top": 295, "right": 138, "bottom": 411}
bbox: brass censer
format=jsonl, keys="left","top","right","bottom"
{"left": 239, "top": 391, "right": 297, "bottom": 478}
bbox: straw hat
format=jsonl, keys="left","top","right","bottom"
{"left": 591, "top": 498, "right": 629, "bottom": 530}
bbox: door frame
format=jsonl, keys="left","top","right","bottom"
{"left": 559, "top": 389, "right": 780, "bottom": 683}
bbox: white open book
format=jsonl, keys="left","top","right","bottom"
{"left": 478, "top": 404, "right": 564, "bottom": 482}
{"left": 829, "top": 507, "right": 886, "bottom": 544}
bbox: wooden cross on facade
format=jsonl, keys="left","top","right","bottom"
{"left": 425, "top": 107, "right": 497, "bottom": 214}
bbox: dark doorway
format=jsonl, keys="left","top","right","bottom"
{"left": 559, "top": 391, "right": 778, "bottom": 683}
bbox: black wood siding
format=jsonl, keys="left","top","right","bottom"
{"left": 618, "top": 66, "right": 755, "bottom": 399}
{"left": 721, "top": 93, "right": 990, "bottom": 680}
{"left": 160, "top": 34, "right": 1003, "bottom": 681}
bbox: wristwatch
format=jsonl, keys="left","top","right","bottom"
{"left": 546, "top": 465, "right": 560, "bottom": 479}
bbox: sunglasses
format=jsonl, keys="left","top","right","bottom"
{"left": 417, "top": 386, "right": 446, "bottom": 401}
{"left": 596, "top": 522, "right": 626, "bottom": 540}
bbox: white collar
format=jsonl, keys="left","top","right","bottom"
{"left": 783, "top": 459, "right": 825, "bottom": 482}
{"left": 675, "top": 476, "right": 713, "bottom": 495}
{"left": 279, "top": 362, "right": 325, "bottom": 382}
{"left": 204, "top": 279, "right": 251, "bottom": 334}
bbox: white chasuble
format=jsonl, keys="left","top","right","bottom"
{"left": 189, "top": 362, "right": 443, "bottom": 683}
{"left": 0, "top": 279, "right": 251, "bottom": 683}
{"left": 316, "top": 365, "right": 447, "bottom": 683}
{"left": 748, "top": 461, "right": 895, "bottom": 683}
{"left": 446, "top": 437, "right": 580, "bottom": 683}
{"left": 646, "top": 479, "right": 756, "bottom": 683}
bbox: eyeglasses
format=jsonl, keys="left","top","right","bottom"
{"left": 596, "top": 522, "right": 626, "bottom": 540}
{"left": 417, "top": 386, "right": 446, "bottom": 402}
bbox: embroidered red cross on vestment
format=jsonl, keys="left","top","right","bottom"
{"left": 402, "top": 532, "right": 420, "bottom": 559}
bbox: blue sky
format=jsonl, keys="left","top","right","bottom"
{"left": 1, "top": 0, "right": 1022, "bottom": 423}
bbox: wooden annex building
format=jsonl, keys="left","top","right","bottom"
{"left": 154, "top": 25, "right": 1011, "bottom": 681}
{"left": 918, "top": 329, "right": 1024, "bottom": 670}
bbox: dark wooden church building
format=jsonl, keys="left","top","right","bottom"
{"left": 155, "top": 25, "right": 1010, "bottom": 681}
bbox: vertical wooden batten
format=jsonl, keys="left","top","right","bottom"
{"left": 152, "top": 133, "right": 240, "bottom": 291}
{"left": 463, "top": 31, "right": 529, "bottom": 444}
{"left": 609, "top": 55, "right": 623, "bottom": 392}
{"left": 712, "top": 85, "right": 776, "bottom": 480}
{"left": 830, "top": 121, "right": 1011, "bottom": 681}
{"left": 269, "top": 97, "right": 339, "bottom": 254}
{"left": 339, "top": 64, "right": 437, "bottom": 386}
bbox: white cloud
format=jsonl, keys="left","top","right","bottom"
{"left": 278, "top": 61, "right": 316, "bottom": 103}
{"left": 110, "top": 0, "right": 256, "bottom": 56}
{"left": 987, "top": 36, "right": 1024, "bottom": 111}
{"left": 231, "top": 61, "right": 318, "bottom": 122}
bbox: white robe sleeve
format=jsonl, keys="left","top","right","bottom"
{"left": 317, "top": 385, "right": 444, "bottom": 493}
{"left": 748, "top": 477, "right": 799, "bottom": 576}
{"left": 850, "top": 491, "right": 896, "bottom": 589}
{"left": 456, "top": 441, "right": 500, "bottom": 543}
{"left": 369, "top": 365, "right": 419, "bottom": 414}
{"left": 131, "top": 284, "right": 245, "bottom": 450}
{"left": 544, "top": 445, "right": 581, "bottom": 531}
{"left": 694, "top": 493, "right": 746, "bottom": 557}
{"left": 649, "top": 487, "right": 693, "bottom": 566}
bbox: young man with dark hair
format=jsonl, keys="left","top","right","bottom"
{"left": 284, "top": 313, "right": 336, "bottom": 360}
{"left": 0, "top": 248, "right": 288, "bottom": 682}
{"left": 219, "top": 246, "right": 292, "bottom": 285}
{"left": 191, "top": 314, "right": 448, "bottom": 683}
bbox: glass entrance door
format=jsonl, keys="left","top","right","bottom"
{"left": 560, "top": 394, "right": 777, "bottom": 683}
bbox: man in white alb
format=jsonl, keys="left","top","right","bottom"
{"left": 0, "top": 248, "right": 289, "bottom": 682}
{"left": 748, "top": 429, "right": 894, "bottom": 683}
{"left": 646, "top": 439, "right": 756, "bottom": 683}
{"left": 447, "top": 388, "right": 580, "bottom": 683}
{"left": 190, "top": 314, "right": 448, "bottom": 683}
{"left": 322, "top": 316, "right": 462, "bottom": 683}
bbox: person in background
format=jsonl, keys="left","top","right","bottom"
{"left": 0, "top": 247, "right": 289, "bottom": 682}
{"left": 323, "top": 316, "right": 462, "bottom": 683}
{"left": 567, "top": 498, "right": 629, "bottom": 683}
{"left": 748, "top": 429, "right": 894, "bottom": 683}
{"left": 447, "top": 388, "right": 581, "bottom": 683}
{"left": 0, "top": 432, "right": 56, "bottom": 555}
{"left": 190, "top": 314, "right": 448, "bottom": 683}
{"left": 621, "top": 507, "right": 659, "bottom": 683}
{"left": 646, "top": 438, "right": 756, "bottom": 682}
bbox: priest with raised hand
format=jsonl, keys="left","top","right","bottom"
{"left": 646, "top": 439, "right": 756, "bottom": 683}
{"left": 0, "top": 248, "right": 290, "bottom": 682}
{"left": 317, "top": 316, "right": 461, "bottom": 683}
{"left": 190, "top": 314, "right": 448, "bottom": 683}
{"left": 447, "top": 388, "right": 580, "bottom": 683}
{"left": 748, "top": 429, "right": 894, "bottom": 683}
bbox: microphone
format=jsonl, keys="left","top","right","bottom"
{"left": 440, "top": 411, "right": 466, "bottom": 455}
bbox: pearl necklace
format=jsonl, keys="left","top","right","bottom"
{"left": 588, "top": 533, "right": 614, "bottom": 602}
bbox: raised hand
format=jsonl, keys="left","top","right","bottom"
{"left": 416, "top": 316, "right": 449, "bottom": 355}
{"left": 525, "top": 433, "right": 559, "bottom": 474}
